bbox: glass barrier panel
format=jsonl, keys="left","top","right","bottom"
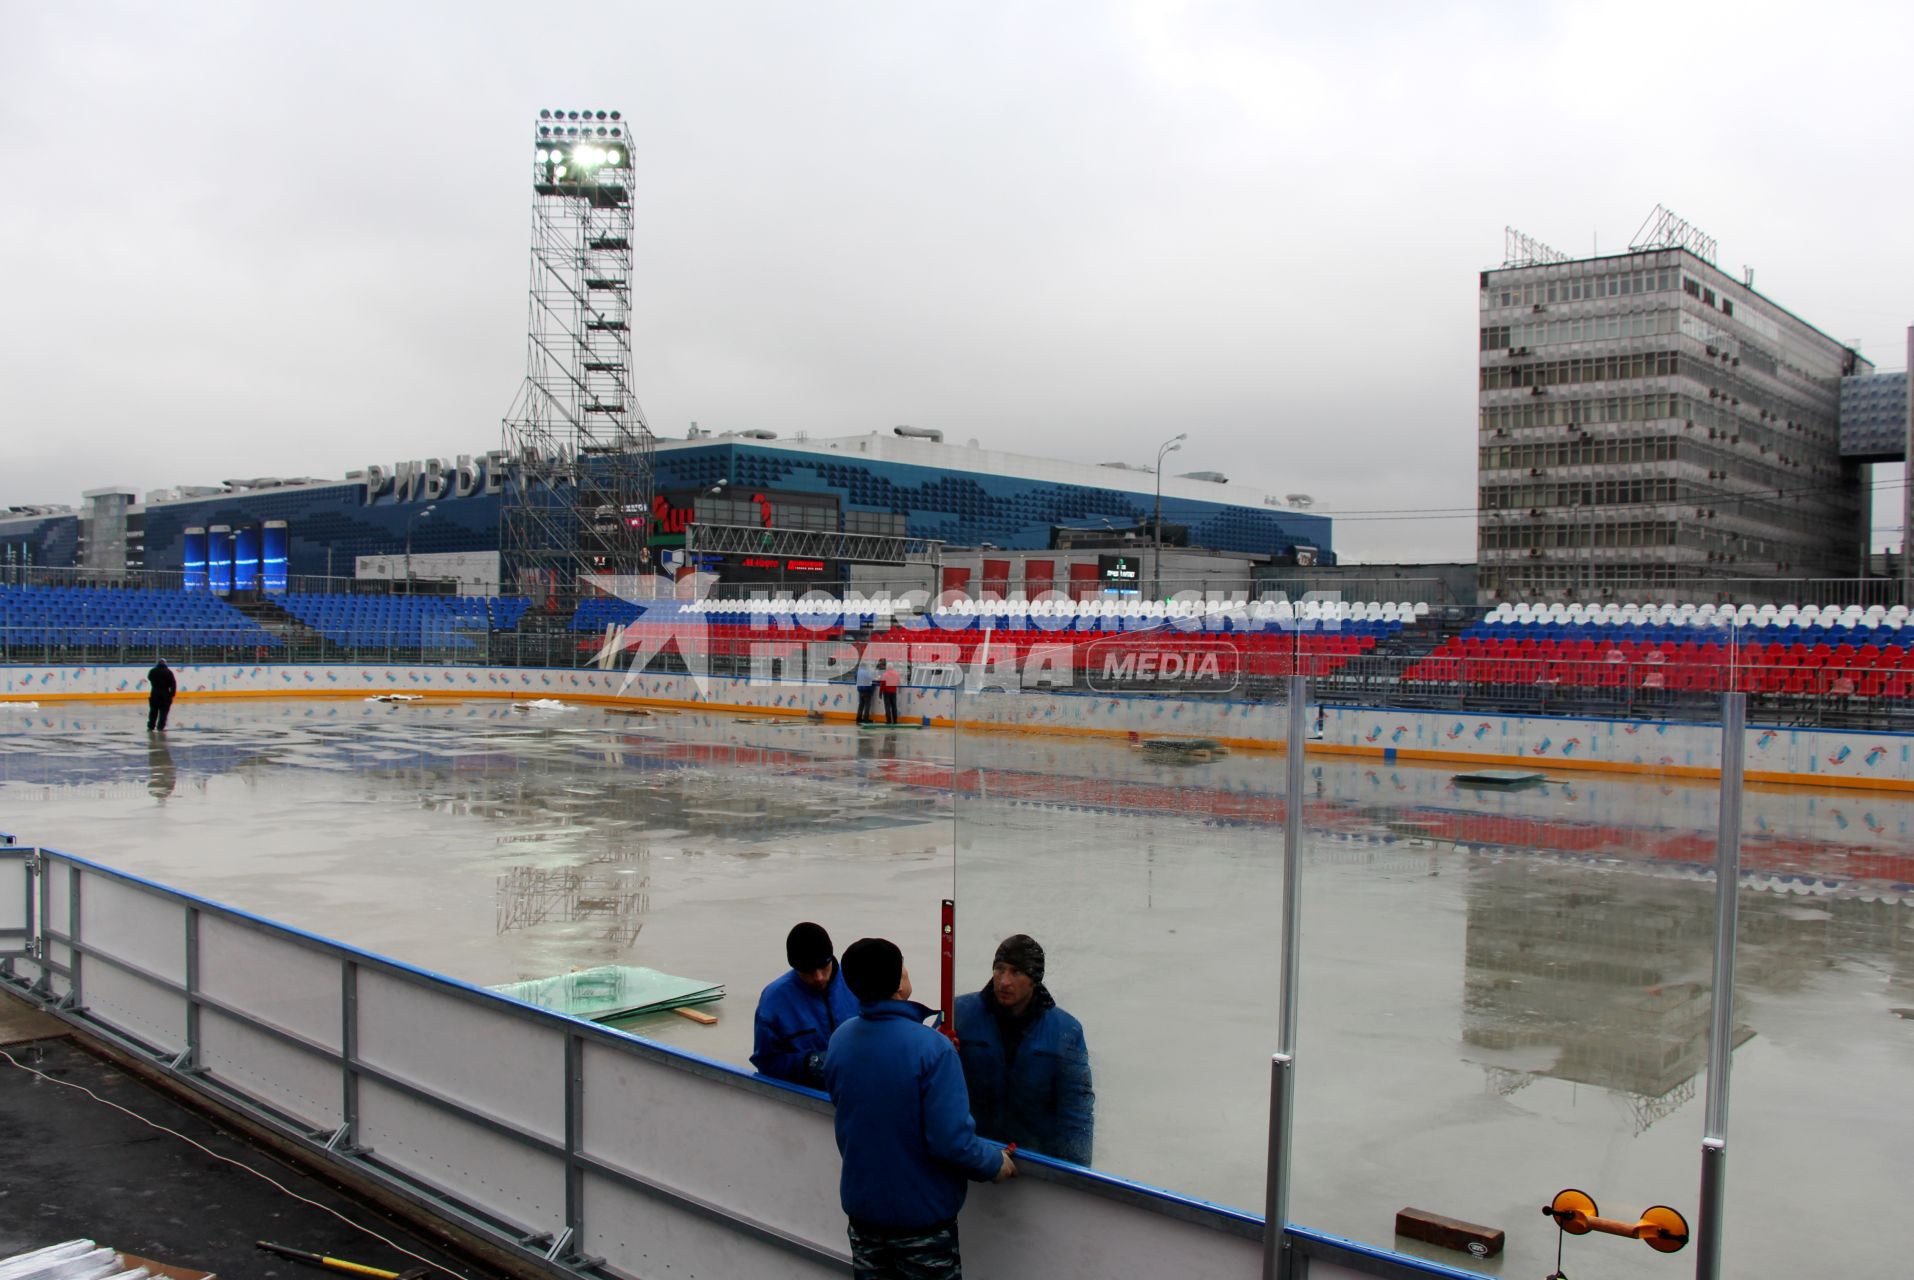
{"left": 1720, "top": 619, "right": 1904, "bottom": 1276}
{"left": 1290, "top": 676, "right": 1724, "bottom": 1277}
{"left": 951, "top": 606, "right": 1292, "bottom": 1206}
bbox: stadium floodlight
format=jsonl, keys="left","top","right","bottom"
{"left": 506, "top": 103, "right": 649, "bottom": 591}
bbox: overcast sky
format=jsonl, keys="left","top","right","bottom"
{"left": 3, "top": 1, "right": 1910, "bottom": 561}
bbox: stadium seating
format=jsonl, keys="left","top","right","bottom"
{"left": 0, "top": 584, "right": 278, "bottom": 651}
{"left": 12, "top": 579, "right": 1912, "bottom": 714}
{"left": 1404, "top": 602, "right": 1914, "bottom": 699}
{"left": 604, "top": 598, "right": 854, "bottom": 661}
{"left": 605, "top": 597, "right": 1431, "bottom": 679}
{"left": 275, "top": 593, "right": 532, "bottom": 651}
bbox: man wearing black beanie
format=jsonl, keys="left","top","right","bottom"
{"left": 954, "top": 933, "right": 1095, "bottom": 1165}
{"left": 825, "top": 937, "right": 1014, "bottom": 1277}
{"left": 751, "top": 921, "right": 860, "bottom": 1087}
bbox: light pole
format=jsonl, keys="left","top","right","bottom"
{"left": 687, "top": 480, "right": 727, "bottom": 581}
{"left": 404, "top": 504, "right": 436, "bottom": 592}
{"left": 1153, "top": 433, "right": 1186, "bottom": 598}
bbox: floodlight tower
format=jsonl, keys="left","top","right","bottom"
{"left": 501, "top": 107, "right": 655, "bottom": 599}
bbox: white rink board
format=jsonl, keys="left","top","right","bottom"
{"left": 6, "top": 659, "right": 1914, "bottom": 790}
{"left": 580, "top": 1174, "right": 846, "bottom": 1280}
{"left": 357, "top": 967, "right": 565, "bottom": 1142}
{"left": 77, "top": 869, "right": 187, "bottom": 986}
{"left": 581, "top": 1041, "right": 846, "bottom": 1249}
{"left": 357, "top": 1075, "right": 567, "bottom": 1234}
{"left": 81, "top": 956, "right": 187, "bottom": 1056}
{"left": 0, "top": 851, "right": 28, "bottom": 952}
{"left": 199, "top": 1006, "right": 342, "bottom": 1130}
{"left": 199, "top": 914, "right": 342, "bottom": 1048}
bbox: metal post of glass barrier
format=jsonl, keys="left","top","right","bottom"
{"left": 1695, "top": 690, "right": 1745, "bottom": 1280}
{"left": 1264, "top": 673, "right": 1308, "bottom": 1280}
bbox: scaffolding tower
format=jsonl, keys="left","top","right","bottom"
{"left": 501, "top": 107, "right": 655, "bottom": 599}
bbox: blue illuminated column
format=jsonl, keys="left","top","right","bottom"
{"left": 208, "top": 525, "right": 234, "bottom": 595}
{"left": 183, "top": 527, "right": 208, "bottom": 592}
{"left": 234, "top": 526, "right": 260, "bottom": 592}
{"left": 262, "top": 521, "right": 288, "bottom": 593}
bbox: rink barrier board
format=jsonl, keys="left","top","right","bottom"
{"left": 5, "top": 660, "right": 1914, "bottom": 791}
{"left": 0, "top": 846, "right": 1469, "bottom": 1280}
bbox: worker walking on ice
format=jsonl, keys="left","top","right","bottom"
{"left": 146, "top": 658, "right": 178, "bottom": 732}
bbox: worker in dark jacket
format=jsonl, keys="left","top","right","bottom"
{"left": 146, "top": 659, "right": 178, "bottom": 732}
{"left": 954, "top": 934, "right": 1094, "bottom": 1166}
{"left": 825, "top": 937, "right": 1013, "bottom": 1278}
{"left": 751, "top": 921, "right": 860, "bottom": 1088}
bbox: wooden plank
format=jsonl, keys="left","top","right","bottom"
{"left": 1395, "top": 1206, "right": 1504, "bottom": 1257}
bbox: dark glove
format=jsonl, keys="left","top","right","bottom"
{"left": 804, "top": 1050, "right": 826, "bottom": 1085}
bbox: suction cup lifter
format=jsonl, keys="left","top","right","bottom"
{"left": 1541, "top": 1188, "right": 1689, "bottom": 1276}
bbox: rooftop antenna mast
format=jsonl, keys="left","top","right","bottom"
{"left": 1629, "top": 204, "right": 1718, "bottom": 265}
{"left": 501, "top": 107, "right": 655, "bottom": 600}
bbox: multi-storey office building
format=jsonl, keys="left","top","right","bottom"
{"left": 1478, "top": 248, "right": 1869, "bottom": 602}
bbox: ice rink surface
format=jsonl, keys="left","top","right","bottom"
{"left": 2, "top": 695, "right": 1908, "bottom": 1278}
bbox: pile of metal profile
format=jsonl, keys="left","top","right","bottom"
{"left": 488, "top": 965, "right": 722, "bottom": 1021}
{"left": 0, "top": 1240, "right": 205, "bottom": 1279}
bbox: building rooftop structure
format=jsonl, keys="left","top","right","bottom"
{"left": 1478, "top": 226, "right": 1874, "bottom": 604}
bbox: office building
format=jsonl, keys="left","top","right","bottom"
{"left": 1478, "top": 237, "right": 1868, "bottom": 602}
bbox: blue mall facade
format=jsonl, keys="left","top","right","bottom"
{"left": 2, "top": 434, "right": 1334, "bottom": 588}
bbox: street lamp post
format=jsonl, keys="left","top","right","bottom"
{"left": 404, "top": 504, "right": 436, "bottom": 592}
{"left": 686, "top": 480, "right": 728, "bottom": 581}
{"left": 1153, "top": 433, "right": 1187, "bottom": 598}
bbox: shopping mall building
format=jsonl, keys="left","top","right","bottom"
{"left": 0, "top": 429, "right": 1333, "bottom": 595}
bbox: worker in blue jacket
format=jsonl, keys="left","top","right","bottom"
{"left": 954, "top": 934, "right": 1095, "bottom": 1166}
{"left": 825, "top": 937, "right": 1014, "bottom": 1278}
{"left": 751, "top": 922, "right": 860, "bottom": 1087}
